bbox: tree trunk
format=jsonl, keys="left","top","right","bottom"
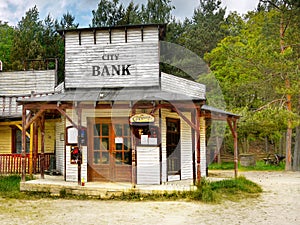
{"left": 293, "top": 127, "right": 300, "bottom": 171}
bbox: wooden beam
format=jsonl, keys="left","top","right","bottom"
{"left": 171, "top": 105, "right": 199, "bottom": 133}
{"left": 56, "top": 106, "right": 78, "bottom": 129}
{"left": 24, "top": 109, "right": 45, "bottom": 130}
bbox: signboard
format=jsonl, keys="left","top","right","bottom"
{"left": 130, "top": 113, "right": 155, "bottom": 124}
{"left": 64, "top": 27, "right": 160, "bottom": 89}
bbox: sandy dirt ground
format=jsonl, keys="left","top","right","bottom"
{"left": 0, "top": 170, "right": 299, "bottom": 225}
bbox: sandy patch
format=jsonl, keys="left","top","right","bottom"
{"left": 0, "top": 171, "right": 299, "bottom": 225}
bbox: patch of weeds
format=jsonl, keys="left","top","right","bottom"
{"left": 209, "top": 176, "right": 262, "bottom": 201}
{"left": 59, "top": 189, "right": 67, "bottom": 198}
{"left": 190, "top": 178, "right": 219, "bottom": 203}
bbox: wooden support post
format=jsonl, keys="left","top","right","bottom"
{"left": 196, "top": 108, "right": 201, "bottom": 183}
{"left": 191, "top": 109, "right": 196, "bottom": 185}
{"left": 29, "top": 123, "right": 33, "bottom": 175}
{"left": 21, "top": 107, "right": 26, "bottom": 182}
{"left": 77, "top": 107, "right": 82, "bottom": 186}
{"left": 33, "top": 122, "right": 38, "bottom": 174}
{"left": 40, "top": 115, "right": 45, "bottom": 179}
{"left": 227, "top": 118, "right": 238, "bottom": 178}
{"left": 131, "top": 106, "right": 136, "bottom": 186}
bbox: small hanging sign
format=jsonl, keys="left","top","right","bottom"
{"left": 130, "top": 113, "right": 155, "bottom": 124}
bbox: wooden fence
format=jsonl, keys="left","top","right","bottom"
{"left": 0, "top": 153, "right": 54, "bottom": 174}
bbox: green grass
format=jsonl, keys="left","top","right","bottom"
{"left": 208, "top": 160, "right": 285, "bottom": 171}
{"left": 0, "top": 174, "right": 262, "bottom": 203}
{"left": 108, "top": 176, "right": 262, "bottom": 203}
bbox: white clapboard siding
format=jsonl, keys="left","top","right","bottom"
{"left": 55, "top": 118, "right": 65, "bottom": 175}
{"left": 65, "top": 145, "right": 87, "bottom": 182}
{"left": 0, "top": 96, "right": 20, "bottom": 117}
{"left": 161, "top": 72, "right": 206, "bottom": 99}
{"left": 64, "top": 27, "right": 159, "bottom": 89}
{"left": 0, "top": 70, "right": 56, "bottom": 95}
{"left": 180, "top": 112, "right": 193, "bottom": 180}
{"left": 200, "top": 116, "right": 206, "bottom": 177}
{"left": 136, "top": 146, "right": 160, "bottom": 185}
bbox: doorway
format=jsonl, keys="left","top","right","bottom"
{"left": 166, "top": 118, "right": 181, "bottom": 178}
{"left": 87, "top": 118, "right": 132, "bottom": 182}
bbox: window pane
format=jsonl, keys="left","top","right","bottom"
{"left": 101, "top": 138, "right": 109, "bottom": 150}
{"left": 124, "top": 152, "right": 131, "bottom": 165}
{"left": 116, "top": 143, "right": 122, "bottom": 150}
{"left": 94, "top": 124, "right": 100, "bottom": 136}
{"left": 115, "top": 124, "right": 122, "bottom": 136}
{"left": 94, "top": 138, "right": 100, "bottom": 150}
{"left": 124, "top": 138, "right": 130, "bottom": 150}
{"left": 124, "top": 124, "right": 129, "bottom": 136}
{"left": 115, "top": 152, "right": 122, "bottom": 164}
{"left": 101, "top": 151, "right": 109, "bottom": 164}
{"left": 94, "top": 152, "right": 100, "bottom": 164}
{"left": 102, "top": 124, "right": 109, "bottom": 136}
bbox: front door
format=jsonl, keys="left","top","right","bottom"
{"left": 166, "top": 118, "right": 181, "bottom": 177}
{"left": 87, "top": 118, "right": 132, "bottom": 182}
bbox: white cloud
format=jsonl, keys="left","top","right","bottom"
{"left": 221, "top": 0, "right": 259, "bottom": 14}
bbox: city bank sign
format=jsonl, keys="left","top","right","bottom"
{"left": 92, "top": 53, "right": 131, "bottom": 76}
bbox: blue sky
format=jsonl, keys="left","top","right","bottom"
{"left": 0, "top": 0, "right": 259, "bottom": 27}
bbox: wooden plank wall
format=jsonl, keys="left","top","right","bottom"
{"left": 0, "top": 126, "right": 11, "bottom": 154}
{"left": 55, "top": 118, "right": 65, "bottom": 175}
{"left": 0, "top": 70, "right": 56, "bottom": 95}
{"left": 161, "top": 72, "right": 206, "bottom": 99}
{"left": 64, "top": 27, "right": 160, "bottom": 88}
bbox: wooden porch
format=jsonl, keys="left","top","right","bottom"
{"left": 0, "top": 153, "right": 54, "bottom": 175}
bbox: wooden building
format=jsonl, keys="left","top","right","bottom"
{"left": 17, "top": 24, "right": 239, "bottom": 185}
{"left": 0, "top": 66, "right": 59, "bottom": 174}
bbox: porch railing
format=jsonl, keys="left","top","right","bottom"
{"left": 0, "top": 153, "right": 54, "bottom": 174}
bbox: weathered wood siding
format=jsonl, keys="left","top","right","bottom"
{"left": 0, "top": 70, "right": 56, "bottom": 117}
{"left": 161, "top": 72, "right": 206, "bottom": 99}
{"left": 55, "top": 118, "right": 65, "bottom": 175}
{"left": 64, "top": 27, "right": 160, "bottom": 89}
{"left": 65, "top": 145, "right": 87, "bottom": 182}
{"left": 38, "top": 121, "right": 56, "bottom": 153}
{"left": 0, "top": 126, "right": 11, "bottom": 154}
{"left": 136, "top": 146, "right": 160, "bottom": 184}
{"left": 0, "top": 70, "right": 56, "bottom": 95}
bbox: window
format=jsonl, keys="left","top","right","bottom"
{"left": 11, "top": 126, "right": 30, "bottom": 154}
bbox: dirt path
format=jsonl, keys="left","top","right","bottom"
{"left": 0, "top": 171, "right": 299, "bottom": 225}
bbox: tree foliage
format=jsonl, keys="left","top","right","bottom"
{"left": 204, "top": 5, "right": 300, "bottom": 156}
{"left": 91, "top": 0, "right": 174, "bottom": 27}
{"left": 0, "top": 21, "right": 15, "bottom": 71}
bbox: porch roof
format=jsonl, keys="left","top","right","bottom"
{"left": 17, "top": 88, "right": 205, "bottom": 103}
{"left": 201, "top": 105, "right": 240, "bottom": 119}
